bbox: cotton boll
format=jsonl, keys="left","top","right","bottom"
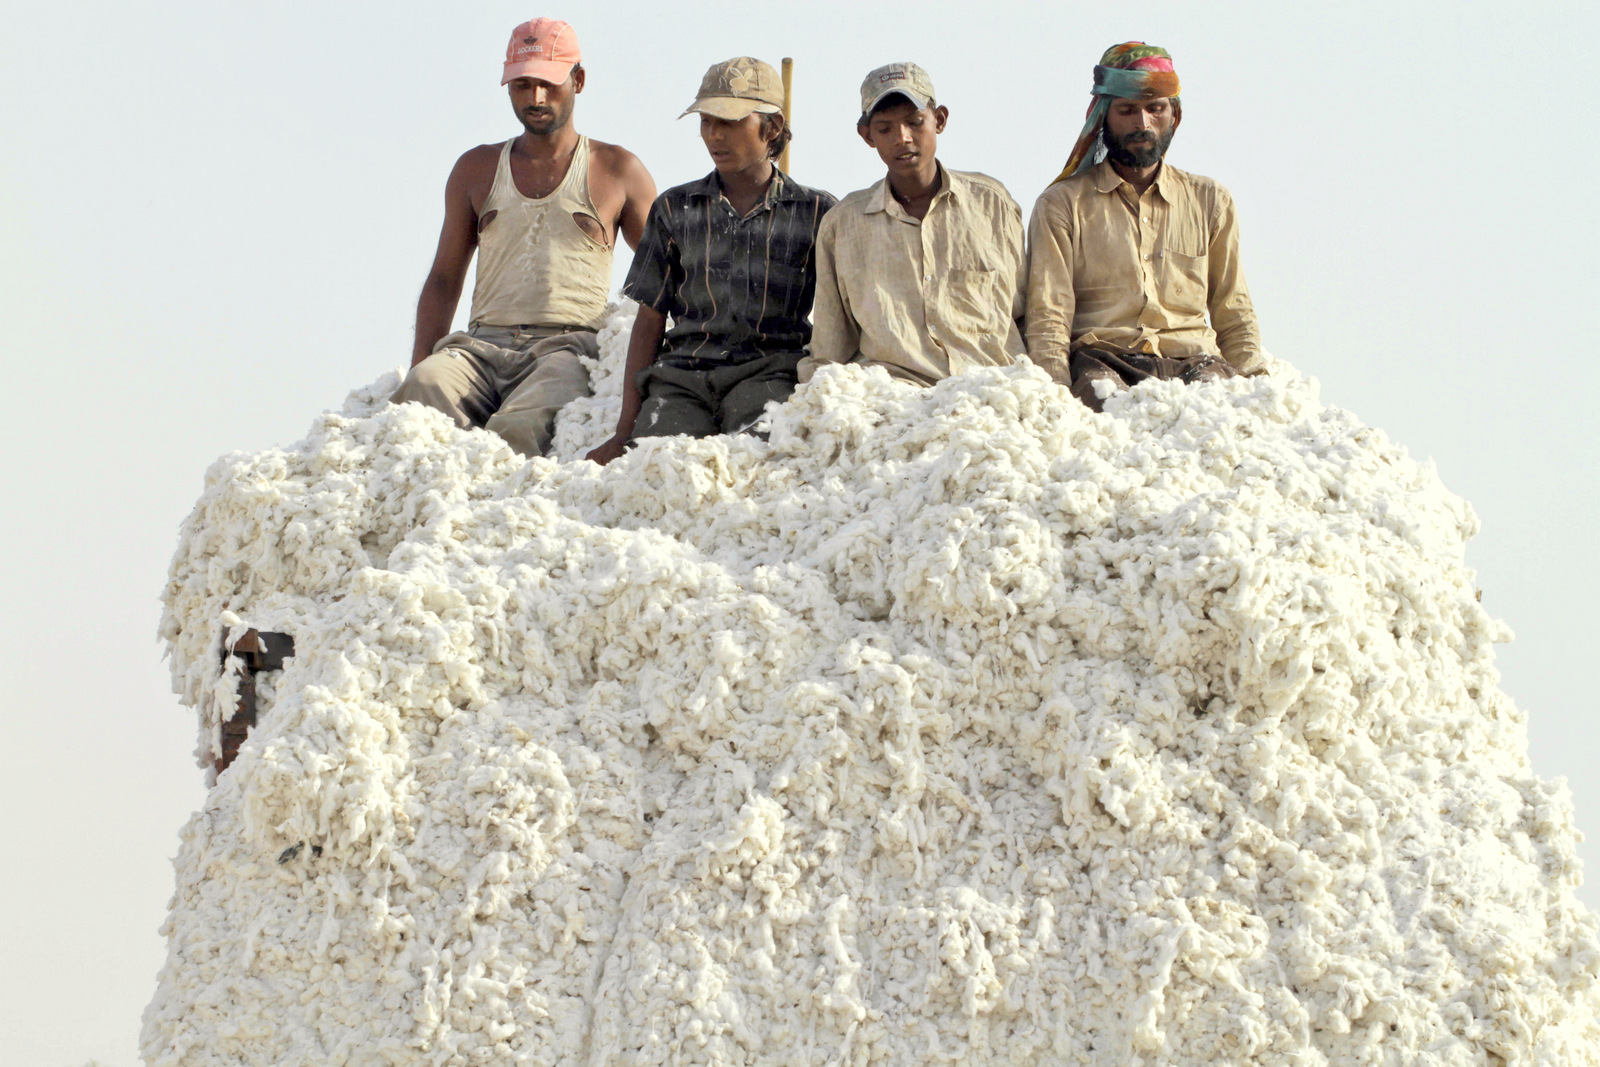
{"left": 146, "top": 307, "right": 1600, "bottom": 1066}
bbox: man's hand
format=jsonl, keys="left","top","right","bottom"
{"left": 589, "top": 304, "right": 667, "bottom": 465}
{"left": 586, "top": 434, "right": 630, "bottom": 466}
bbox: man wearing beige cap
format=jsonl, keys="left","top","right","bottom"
{"left": 587, "top": 58, "right": 835, "bottom": 464}
{"left": 799, "top": 62, "right": 1026, "bottom": 388}
{"left": 391, "top": 18, "right": 657, "bottom": 457}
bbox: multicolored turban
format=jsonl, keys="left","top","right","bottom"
{"left": 1052, "top": 42, "right": 1181, "bottom": 184}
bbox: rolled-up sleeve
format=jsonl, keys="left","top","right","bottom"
{"left": 1024, "top": 191, "right": 1075, "bottom": 384}
{"left": 1206, "top": 188, "right": 1262, "bottom": 373}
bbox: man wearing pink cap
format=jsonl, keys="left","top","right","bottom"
{"left": 390, "top": 18, "right": 657, "bottom": 457}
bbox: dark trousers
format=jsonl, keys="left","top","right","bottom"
{"left": 1069, "top": 349, "right": 1237, "bottom": 412}
{"left": 632, "top": 352, "right": 804, "bottom": 440}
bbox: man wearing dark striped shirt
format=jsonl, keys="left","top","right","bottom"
{"left": 587, "top": 57, "right": 835, "bottom": 465}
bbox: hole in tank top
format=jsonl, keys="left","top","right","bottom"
{"left": 477, "top": 208, "right": 499, "bottom": 235}
{"left": 571, "top": 212, "right": 608, "bottom": 247}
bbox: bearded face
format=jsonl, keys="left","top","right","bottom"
{"left": 1101, "top": 120, "right": 1173, "bottom": 168}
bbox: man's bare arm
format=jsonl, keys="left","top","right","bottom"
{"left": 585, "top": 304, "right": 667, "bottom": 465}
{"left": 411, "top": 152, "right": 483, "bottom": 366}
{"left": 612, "top": 150, "right": 657, "bottom": 252}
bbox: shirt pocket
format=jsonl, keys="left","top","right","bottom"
{"left": 1159, "top": 245, "right": 1208, "bottom": 316}
{"left": 942, "top": 268, "right": 1003, "bottom": 335}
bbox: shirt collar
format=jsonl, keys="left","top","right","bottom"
{"left": 1092, "top": 158, "right": 1175, "bottom": 202}
{"left": 1088, "top": 159, "right": 1116, "bottom": 193}
{"left": 863, "top": 162, "right": 952, "bottom": 218}
{"left": 689, "top": 168, "right": 807, "bottom": 208}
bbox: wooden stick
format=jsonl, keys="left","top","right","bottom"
{"left": 779, "top": 57, "right": 794, "bottom": 173}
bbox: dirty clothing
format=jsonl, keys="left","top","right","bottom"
{"left": 391, "top": 324, "right": 596, "bottom": 456}
{"left": 801, "top": 165, "right": 1026, "bottom": 387}
{"left": 470, "top": 135, "right": 612, "bottom": 331}
{"left": 623, "top": 170, "right": 836, "bottom": 365}
{"left": 392, "top": 136, "right": 608, "bottom": 453}
{"left": 1026, "top": 160, "right": 1261, "bottom": 383}
{"left": 1068, "top": 348, "right": 1236, "bottom": 412}
{"left": 633, "top": 352, "right": 804, "bottom": 439}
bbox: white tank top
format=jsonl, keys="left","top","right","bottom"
{"left": 469, "top": 135, "right": 612, "bottom": 330}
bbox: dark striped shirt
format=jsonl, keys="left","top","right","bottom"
{"left": 623, "top": 170, "right": 836, "bottom": 365}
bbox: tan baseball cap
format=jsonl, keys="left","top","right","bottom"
{"left": 680, "top": 57, "right": 784, "bottom": 120}
{"left": 858, "top": 61, "right": 936, "bottom": 123}
{"left": 502, "top": 18, "right": 581, "bottom": 86}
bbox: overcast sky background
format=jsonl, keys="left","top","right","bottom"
{"left": 2, "top": 2, "right": 1596, "bottom": 1064}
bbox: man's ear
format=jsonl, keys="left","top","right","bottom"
{"left": 933, "top": 105, "right": 950, "bottom": 134}
{"left": 572, "top": 66, "right": 586, "bottom": 94}
{"left": 856, "top": 122, "right": 875, "bottom": 148}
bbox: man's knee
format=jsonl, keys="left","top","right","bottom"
{"left": 530, "top": 349, "right": 594, "bottom": 395}
{"left": 633, "top": 393, "right": 719, "bottom": 440}
{"left": 392, "top": 353, "right": 451, "bottom": 401}
{"left": 721, "top": 379, "right": 796, "bottom": 434}
{"left": 390, "top": 350, "right": 484, "bottom": 428}
{"left": 718, "top": 353, "right": 801, "bottom": 433}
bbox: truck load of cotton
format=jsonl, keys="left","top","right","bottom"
{"left": 147, "top": 301, "right": 1600, "bottom": 1066}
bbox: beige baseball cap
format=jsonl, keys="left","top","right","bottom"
{"left": 680, "top": 57, "right": 784, "bottom": 120}
{"left": 858, "top": 61, "right": 936, "bottom": 123}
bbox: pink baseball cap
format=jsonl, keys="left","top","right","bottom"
{"left": 502, "top": 18, "right": 581, "bottom": 85}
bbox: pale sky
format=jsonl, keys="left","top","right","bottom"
{"left": 2, "top": 2, "right": 1595, "bottom": 1064}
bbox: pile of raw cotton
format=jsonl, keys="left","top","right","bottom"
{"left": 147, "top": 302, "right": 1600, "bottom": 1065}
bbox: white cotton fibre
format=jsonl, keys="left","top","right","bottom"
{"left": 147, "top": 301, "right": 1600, "bottom": 1065}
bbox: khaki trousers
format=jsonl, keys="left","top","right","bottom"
{"left": 391, "top": 323, "right": 597, "bottom": 456}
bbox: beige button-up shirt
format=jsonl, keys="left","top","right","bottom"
{"left": 800, "top": 166, "right": 1027, "bottom": 387}
{"left": 1025, "top": 160, "right": 1261, "bottom": 381}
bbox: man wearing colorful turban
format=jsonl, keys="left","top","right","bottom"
{"left": 1025, "top": 43, "right": 1262, "bottom": 411}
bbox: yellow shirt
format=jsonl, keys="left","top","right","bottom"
{"left": 1025, "top": 160, "right": 1261, "bottom": 381}
{"left": 799, "top": 166, "right": 1027, "bottom": 387}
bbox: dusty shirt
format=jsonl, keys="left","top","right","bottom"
{"left": 1025, "top": 160, "right": 1261, "bottom": 381}
{"left": 470, "top": 136, "right": 612, "bottom": 332}
{"left": 623, "top": 170, "right": 835, "bottom": 366}
{"left": 800, "top": 166, "right": 1027, "bottom": 387}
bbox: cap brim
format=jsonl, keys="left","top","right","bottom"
{"left": 502, "top": 59, "right": 576, "bottom": 86}
{"left": 858, "top": 89, "right": 931, "bottom": 123}
{"left": 678, "top": 97, "right": 782, "bottom": 121}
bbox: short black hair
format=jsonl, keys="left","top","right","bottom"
{"left": 858, "top": 91, "right": 931, "bottom": 125}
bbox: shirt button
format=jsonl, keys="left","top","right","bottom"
{"left": 924, "top": 274, "right": 932, "bottom": 282}
{"left": 1144, "top": 253, "right": 1151, "bottom": 260}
